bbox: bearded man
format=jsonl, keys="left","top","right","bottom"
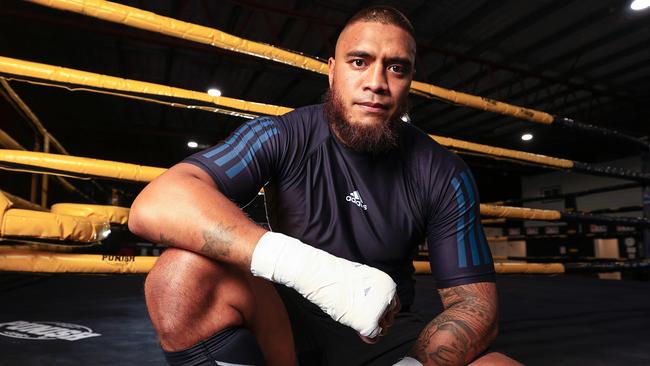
{"left": 129, "top": 6, "right": 521, "bottom": 366}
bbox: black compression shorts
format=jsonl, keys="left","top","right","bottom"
{"left": 275, "top": 285, "right": 426, "bottom": 366}
{"left": 163, "top": 326, "right": 265, "bottom": 365}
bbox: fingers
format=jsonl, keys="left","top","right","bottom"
{"left": 358, "top": 333, "right": 380, "bottom": 344}
{"left": 358, "top": 295, "right": 402, "bottom": 344}
{"left": 379, "top": 295, "right": 400, "bottom": 333}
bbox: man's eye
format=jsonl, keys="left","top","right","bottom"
{"left": 352, "top": 59, "right": 365, "bottom": 67}
{"left": 389, "top": 65, "right": 405, "bottom": 74}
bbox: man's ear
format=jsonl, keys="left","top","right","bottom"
{"left": 328, "top": 57, "right": 335, "bottom": 87}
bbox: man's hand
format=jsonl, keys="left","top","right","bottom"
{"left": 359, "top": 295, "right": 401, "bottom": 344}
{"left": 251, "top": 231, "right": 397, "bottom": 338}
{"left": 408, "top": 282, "right": 498, "bottom": 366}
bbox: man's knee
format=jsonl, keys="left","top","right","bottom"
{"left": 145, "top": 248, "right": 255, "bottom": 349}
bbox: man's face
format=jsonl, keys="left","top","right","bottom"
{"left": 327, "top": 21, "right": 415, "bottom": 152}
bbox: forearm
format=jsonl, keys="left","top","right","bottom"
{"left": 409, "top": 283, "right": 498, "bottom": 366}
{"left": 128, "top": 163, "right": 265, "bottom": 269}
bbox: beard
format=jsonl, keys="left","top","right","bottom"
{"left": 324, "top": 88, "right": 408, "bottom": 155}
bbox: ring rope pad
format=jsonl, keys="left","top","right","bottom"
{"left": 2, "top": 209, "right": 109, "bottom": 243}
{"left": 51, "top": 203, "right": 129, "bottom": 225}
{"left": 0, "top": 239, "right": 102, "bottom": 252}
{"left": 413, "top": 260, "right": 565, "bottom": 274}
{"left": 431, "top": 135, "right": 573, "bottom": 169}
{"left": 479, "top": 204, "right": 562, "bottom": 221}
{"left": 0, "top": 191, "right": 109, "bottom": 243}
{"left": 2, "top": 253, "right": 641, "bottom": 274}
{"left": 0, "top": 251, "right": 564, "bottom": 275}
{"left": 0, "top": 149, "right": 166, "bottom": 183}
{"left": 0, "top": 250, "right": 157, "bottom": 274}
{"left": 0, "top": 56, "right": 292, "bottom": 118}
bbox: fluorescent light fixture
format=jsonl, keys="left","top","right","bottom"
{"left": 187, "top": 141, "right": 199, "bottom": 148}
{"left": 521, "top": 133, "right": 533, "bottom": 141}
{"left": 631, "top": 0, "right": 650, "bottom": 10}
{"left": 207, "top": 88, "right": 222, "bottom": 97}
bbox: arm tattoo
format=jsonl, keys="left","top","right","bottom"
{"left": 410, "top": 282, "right": 497, "bottom": 366}
{"left": 199, "top": 223, "right": 236, "bottom": 259}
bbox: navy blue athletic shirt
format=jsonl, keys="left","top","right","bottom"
{"left": 184, "top": 104, "right": 495, "bottom": 307}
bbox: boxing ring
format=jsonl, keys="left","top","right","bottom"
{"left": 2, "top": 272, "right": 649, "bottom": 365}
{"left": 1, "top": 0, "right": 650, "bottom": 364}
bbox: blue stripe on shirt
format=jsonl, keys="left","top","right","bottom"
{"left": 451, "top": 177, "right": 468, "bottom": 268}
{"left": 225, "top": 128, "right": 279, "bottom": 178}
{"left": 214, "top": 121, "right": 276, "bottom": 167}
{"left": 461, "top": 171, "right": 481, "bottom": 266}
{"left": 201, "top": 118, "right": 274, "bottom": 159}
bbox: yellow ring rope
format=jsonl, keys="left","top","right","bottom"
{"left": 0, "top": 56, "right": 291, "bottom": 117}
{"left": 26, "top": 0, "right": 554, "bottom": 125}
{"left": 0, "top": 250, "right": 565, "bottom": 274}
{"left": 0, "top": 57, "right": 573, "bottom": 170}
{"left": 1, "top": 150, "right": 568, "bottom": 222}
{"left": 0, "top": 149, "right": 165, "bottom": 183}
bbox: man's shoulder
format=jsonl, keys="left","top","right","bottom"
{"left": 400, "top": 123, "right": 460, "bottom": 163}
{"left": 276, "top": 104, "right": 327, "bottom": 128}
{"left": 264, "top": 104, "right": 329, "bottom": 161}
{"left": 272, "top": 104, "right": 329, "bottom": 148}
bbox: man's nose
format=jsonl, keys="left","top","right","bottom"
{"left": 364, "top": 64, "right": 388, "bottom": 94}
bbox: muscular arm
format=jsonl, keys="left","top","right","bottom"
{"left": 128, "top": 162, "right": 266, "bottom": 269}
{"left": 409, "top": 282, "right": 498, "bottom": 366}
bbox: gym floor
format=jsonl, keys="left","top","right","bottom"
{"left": 1, "top": 273, "right": 649, "bottom": 365}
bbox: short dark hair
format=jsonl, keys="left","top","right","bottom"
{"left": 344, "top": 6, "right": 416, "bottom": 41}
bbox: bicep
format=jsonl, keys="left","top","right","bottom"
{"left": 130, "top": 162, "right": 220, "bottom": 232}
{"left": 172, "top": 162, "right": 219, "bottom": 188}
{"left": 135, "top": 162, "right": 218, "bottom": 204}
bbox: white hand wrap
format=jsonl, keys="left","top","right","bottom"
{"left": 393, "top": 357, "right": 424, "bottom": 366}
{"left": 250, "top": 231, "right": 396, "bottom": 338}
{"left": 393, "top": 357, "right": 422, "bottom": 366}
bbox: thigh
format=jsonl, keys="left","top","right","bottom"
{"left": 276, "top": 285, "right": 425, "bottom": 366}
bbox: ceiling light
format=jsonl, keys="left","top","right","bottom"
{"left": 631, "top": 0, "right": 650, "bottom": 10}
{"left": 521, "top": 133, "right": 533, "bottom": 141}
{"left": 187, "top": 141, "right": 199, "bottom": 148}
{"left": 207, "top": 88, "right": 222, "bottom": 97}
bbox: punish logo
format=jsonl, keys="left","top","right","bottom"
{"left": 346, "top": 190, "right": 367, "bottom": 211}
{"left": 0, "top": 321, "right": 101, "bottom": 341}
{"left": 101, "top": 255, "right": 135, "bottom": 262}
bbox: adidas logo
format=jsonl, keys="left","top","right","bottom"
{"left": 346, "top": 190, "right": 368, "bottom": 211}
